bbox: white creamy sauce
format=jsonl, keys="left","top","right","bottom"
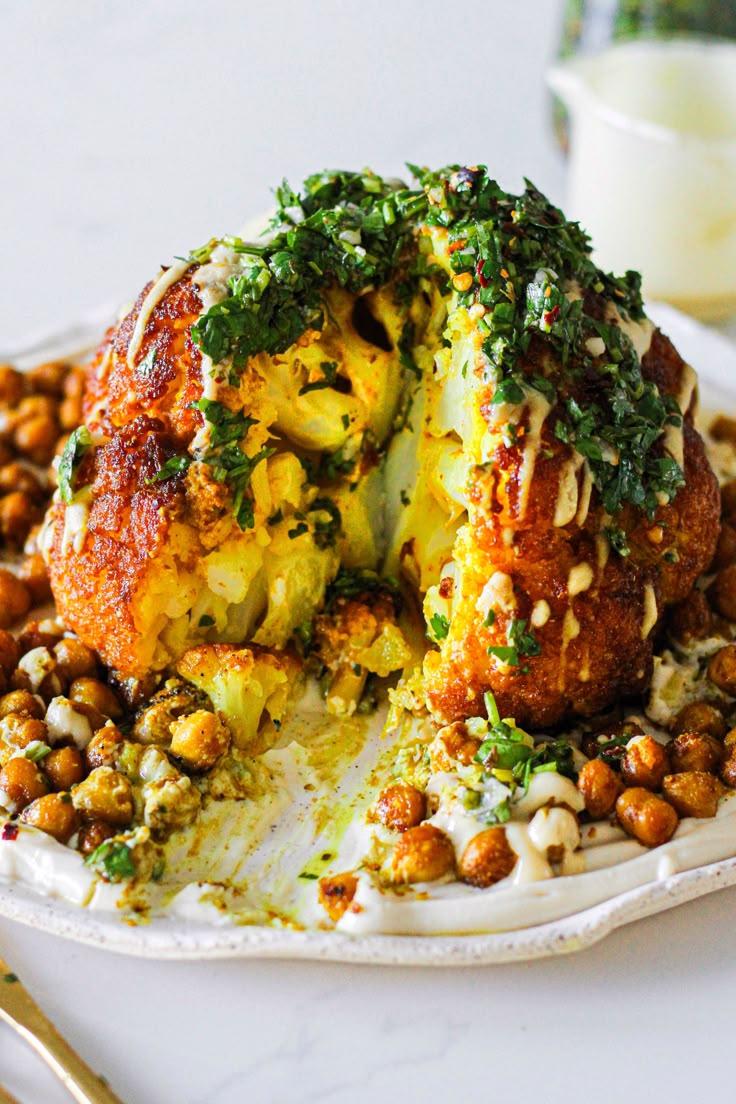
{"left": 516, "top": 392, "right": 552, "bottom": 521}
{"left": 531, "top": 599, "right": 551, "bottom": 628}
{"left": 554, "top": 453, "right": 584, "bottom": 527}
{"left": 663, "top": 362, "right": 696, "bottom": 469}
{"left": 61, "top": 500, "right": 90, "bottom": 556}
{"left": 641, "top": 583, "right": 658, "bottom": 640}
{"left": 126, "top": 258, "right": 193, "bottom": 372}
{"left": 568, "top": 562, "right": 594, "bottom": 597}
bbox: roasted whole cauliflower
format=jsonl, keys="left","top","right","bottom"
{"left": 43, "top": 165, "right": 719, "bottom": 730}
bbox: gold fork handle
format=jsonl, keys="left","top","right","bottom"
{"left": 0, "top": 985, "right": 124, "bottom": 1104}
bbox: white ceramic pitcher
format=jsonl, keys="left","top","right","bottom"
{"left": 548, "top": 38, "right": 736, "bottom": 322}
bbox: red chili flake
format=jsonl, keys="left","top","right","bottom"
{"left": 447, "top": 239, "right": 467, "bottom": 254}
{"left": 2, "top": 823, "right": 18, "bottom": 841}
{"left": 476, "top": 258, "right": 491, "bottom": 288}
{"left": 543, "top": 304, "right": 561, "bottom": 327}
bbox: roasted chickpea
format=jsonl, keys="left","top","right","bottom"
{"left": 581, "top": 720, "right": 644, "bottom": 761}
{"left": 26, "top": 359, "right": 67, "bottom": 397}
{"left": 169, "top": 710, "right": 230, "bottom": 771}
{"left": 670, "top": 702, "right": 727, "bottom": 741}
{"left": 17, "top": 553, "right": 52, "bottom": 605}
{"left": 620, "top": 734, "right": 670, "bottom": 790}
{"left": 667, "top": 591, "right": 713, "bottom": 642}
{"left": 53, "top": 639, "right": 98, "bottom": 681}
{"left": 725, "top": 727, "right": 736, "bottom": 750}
{"left": 670, "top": 732, "right": 722, "bottom": 774}
{"left": 21, "top": 792, "right": 79, "bottom": 842}
{"left": 710, "top": 563, "right": 736, "bottom": 621}
{"left": 18, "top": 619, "right": 63, "bottom": 652}
{"left": 429, "top": 722, "right": 480, "bottom": 772}
{"left": 85, "top": 724, "right": 124, "bottom": 771}
{"left": 0, "top": 462, "right": 45, "bottom": 502}
{"left": 662, "top": 772, "right": 722, "bottom": 819}
{"left": 0, "top": 365, "right": 24, "bottom": 406}
{"left": 707, "top": 644, "right": 736, "bottom": 695}
{"left": 71, "top": 767, "right": 134, "bottom": 826}
{"left": 458, "top": 827, "right": 517, "bottom": 888}
{"left": 712, "top": 522, "right": 736, "bottom": 571}
{"left": 0, "top": 492, "right": 39, "bottom": 548}
{"left": 372, "top": 782, "right": 426, "bottom": 832}
{"left": 318, "top": 872, "right": 359, "bottom": 923}
{"left": 69, "top": 678, "right": 124, "bottom": 722}
{"left": 77, "top": 819, "right": 116, "bottom": 856}
{"left": 15, "top": 395, "right": 56, "bottom": 422}
{"left": 0, "top": 714, "right": 48, "bottom": 752}
{"left": 720, "top": 746, "right": 736, "bottom": 788}
{"left": 390, "top": 824, "right": 455, "bottom": 884}
{"left": 43, "top": 746, "right": 85, "bottom": 791}
{"left": 0, "top": 756, "right": 50, "bottom": 811}
{"left": 133, "top": 682, "right": 210, "bottom": 745}
{"left": 13, "top": 416, "right": 58, "bottom": 465}
{"left": 721, "top": 479, "right": 736, "bottom": 524}
{"left": 0, "top": 570, "right": 31, "bottom": 629}
{"left": 0, "top": 690, "right": 43, "bottom": 719}
{"left": 0, "top": 632, "right": 21, "bottom": 680}
{"left": 616, "top": 787, "right": 679, "bottom": 847}
{"left": 577, "top": 758, "right": 622, "bottom": 819}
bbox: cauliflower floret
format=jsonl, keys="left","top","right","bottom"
{"left": 177, "top": 644, "right": 301, "bottom": 749}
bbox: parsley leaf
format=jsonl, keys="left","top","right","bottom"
{"left": 58, "top": 426, "right": 92, "bottom": 504}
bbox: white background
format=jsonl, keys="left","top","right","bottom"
{"left": 2, "top": 3, "right": 735, "bottom": 1103}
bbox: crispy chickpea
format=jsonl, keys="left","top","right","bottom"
{"left": 169, "top": 710, "right": 230, "bottom": 771}
{"left": 372, "top": 782, "right": 426, "bottom": 832}
{"left": 77, "top": 819, "right": 116, "bottom": 856}
{"left": 85, "top": 724, "right": 124, "bottom": 771}
{"left": 0, "top": 690, "right": 43, "bottom": 719}
{"left": 458, "top": 827, "right": 517, "bottom": 888}
{"left": 390, "top": 824, "right": 456, "bottom": 884}
{"left": 577, "top": 758, "right": 622, "bottom": 819}
{"left": 26, "top": 360, "right": 67, "bottom": 397}
{"left": 616, "top": 787, "right": 679, "bottom": 847}
{"left": 0, "top": 713, "right": 48, "bottom": 749}
{"left": 53, "top": 639, "right": 98, "bottom": 681}
{"left": 13, "top": 417, "right": 58, "bottom": 465}
{"left": 721, "top": 478, "right": 736, "bottom": 523}
{"left": 725, "top": 728, "right": 736, "bottom": 750}
{"left": 620, "top": 735, "right": 670, "bottom": 790}
{"left": 708, "top": 644, "right": 736, "bottom": 695}
{"left": 0, "top": 632, "right": 21, "bottom": 680}
{"left": 0, "top": 756, "right": 50, "bottom": 811}
{"left": 21, "top": 792, "right": 79, "bottom": 843}
{"left": 0, "top": 365, "right": 24, "bottom": 406}
{"left": 15, "top": 395, "right": 56, "bottom": 422}
{"left": 429, "top": 722, "right": 480, "bottom": 772}
{"left": 670, "top": 702, "right": 727, "bottom": 741}
{"left": 0, "top": 462, "right": 45, "bottom": 502}
{"left": 318, "top": 872, "right": 359, "bottom": 923}
{"left": 0, "top": 570, "right": 31, "bottom": 629}
{"left": 720, "top": 746, "right": 736, "bottom": 788}
{"left": 69, "top": 678, "right": 124, "bottom": 722}
{"left": 662, "top": 772, "right": 722, "bottom": 819}
{"left": 17, "top": 619, "right": 63, "bottom": 652}
{"left": 71, "top": 767, "right": 134, "bottom": 826}
{"left": 710, "top": 563, "right": 736, "bottom": 621}
{"left": 670, "top": 732, "right": 722, "bottom": 774}
{"left": 712, "top": 522, "right": 736, "bottom": 571}
{"left": 0, "top": 492, "right": 39, "bottom": 548}
{"left": 667, "top": 591, "right": 713, "bottom": 643}
{"left": 43, "top": 746, "right": 85, "bottom": 791}
{"left": 18, "top": 553, "right": 52, "bottom": 605}
{"left": 581, "top": 720, "right": 644, "bottom": 761}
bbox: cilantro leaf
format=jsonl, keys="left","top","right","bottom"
{"left": 58, "top": 426, "right": 92, "bottom": 504}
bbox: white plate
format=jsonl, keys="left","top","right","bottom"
{"left": 1, "top": 300, "right": 735, "bottom": 965}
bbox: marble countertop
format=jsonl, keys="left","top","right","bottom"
{"left": 2, "top": 2, "right": 735, "bottom": 1101}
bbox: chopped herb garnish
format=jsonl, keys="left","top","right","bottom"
{"left": 3, "top": 972, "right": 18, "bottom": 983}
{"left": 288, "top": 521, "right": 309, "bottom": 539}
{"left": 429, "top": 612, "right": 450, "bottom": 642}
{"left": 198, "top": 614, "right": 215, "bottom": 627}
{"left": 136, "top": 348, "right": 158, "bottom": 377}
{"left": 487, "top": 618, "right": 541, "bottom": 669}
{"left": 191, "top": 399, "right": 274, "bottom": 529}
{"left": 85, "top": 839, "right": 137, "bottom": 883}
{"left": 298, "top": 360, "right": 339, "bottom": 395}
{"left": 310, "top": 496, "right": 342, "bottom": 549}
{"left": 148, "top": 455, "right": 192, "bottom": 483}
{"left": 58, "top": 426, "right": 92, "bottom": 504}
